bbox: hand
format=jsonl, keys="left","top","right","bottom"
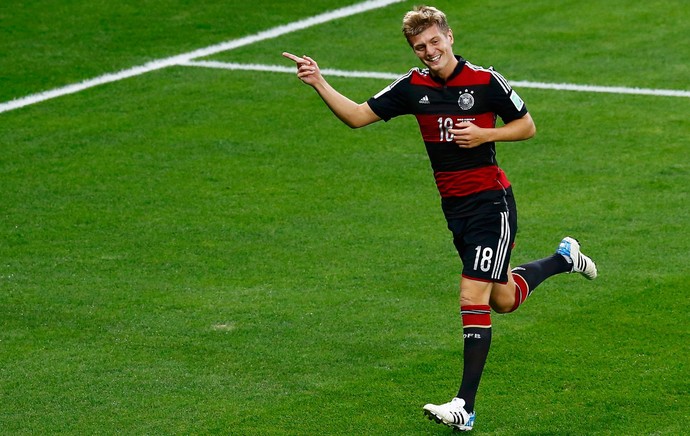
{"left": 449, "top": 121, "right": 491, "bottom": 148}
{"left": 282, "top": 52, "right": 322, "bottom": 86}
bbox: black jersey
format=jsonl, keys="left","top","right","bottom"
{"left": 367, "top": 56, "right": 528, "bottom": 219}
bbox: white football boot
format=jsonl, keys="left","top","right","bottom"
{"left": 423, "top": 397, "right": 475, "bottom": 431}
{"left": 557, "top": 237, "right": 598, "bottom": 280}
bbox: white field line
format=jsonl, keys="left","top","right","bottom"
{"left": 0, "top": 0, "right": 405, "bottom": 114}
{"left": 510, "top": 80, "right": 690, "bottom": 98}
{"left": 183, "top": 60, "right": 690, "bottom": 99}
{"left": 180, "top": 60, "right": 401, "bottom": 81}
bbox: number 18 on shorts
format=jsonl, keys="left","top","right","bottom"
{"left": 448, "top": 205, "right": 517, "bottom": 284}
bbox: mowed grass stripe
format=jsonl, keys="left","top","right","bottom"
{"left": 0, "top": 0, "right": 405, "bottom": 114}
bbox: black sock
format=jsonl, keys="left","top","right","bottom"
{"left": 457, "top": 305, "right": 492, "bottom": 412}
{"left": 512, "top": 253, "right": 571, "bottom": 291}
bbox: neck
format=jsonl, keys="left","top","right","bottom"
{"left": 433, "top": 55, "right": 459, "bottom": 82}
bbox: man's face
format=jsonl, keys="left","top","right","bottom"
{"left": 408, "top": 24, "right": 455, "bottom": 78}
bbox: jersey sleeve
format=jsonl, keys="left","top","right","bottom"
{"left": 366, "top": 69, "right": 415, "bottom": 122}
{"left": 487, "top": 69, "right": 528, "bottom": 124}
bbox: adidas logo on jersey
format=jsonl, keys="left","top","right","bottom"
{"left": 419, "top": 95, "right": 430, "bottom": 104}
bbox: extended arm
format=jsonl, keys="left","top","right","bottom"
{"left": 282, "top": 52, "right": 380, "bottom": 129}
{"left": 449, "top": 113, "right": 536, "bottom": 148}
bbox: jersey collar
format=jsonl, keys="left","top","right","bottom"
{"left": 429, "top": 55, "right": 466, "bottom": 85}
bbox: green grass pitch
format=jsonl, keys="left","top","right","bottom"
{"left": 1, "top": 0, "right": 688, "bottom": 434}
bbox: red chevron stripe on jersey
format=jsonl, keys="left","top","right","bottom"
{"left": 434, "top": 166, "right": 511, "bottom": 198}
{"left": 416, "top": 113, "right": 497, "bottom": 142}
{"left": 410, "top": 65, "right": 492, "bottom": 88}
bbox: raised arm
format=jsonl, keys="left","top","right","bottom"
{"left": 282, "top": 52, "right": 380, "bottom": 129}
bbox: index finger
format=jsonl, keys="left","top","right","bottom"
{"left": 282, "top": 52, "right": 308, "bottom": 65}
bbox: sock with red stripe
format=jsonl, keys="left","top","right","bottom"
{"left": 457, "top": 305, "right": 492, "bottom": 413}
{"left": 509, "top": 253, "right": 571, "bottom": 312}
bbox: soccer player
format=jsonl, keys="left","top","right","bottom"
{"left": 283, "top": 5, "right": 597, "bottom": 432}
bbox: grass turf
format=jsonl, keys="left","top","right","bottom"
{"left": 1, "top": 0, "right": 688, "bottom": 434}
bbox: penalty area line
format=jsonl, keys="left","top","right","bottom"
{"left": 0, "top": 0, "right": 405, "bottom": 114}
{"left": 182, "top": 60, "right": 690, "bottom": 99}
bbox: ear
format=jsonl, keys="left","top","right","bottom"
{"left": 447, "top": 28, "right": 454, "bottom": 44}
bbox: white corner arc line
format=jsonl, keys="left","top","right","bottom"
{"left": 183, "top": 60, "right": 690, "bottom": 98}
{"left": 0, "top": 0, "right": 405, "bottom": 114}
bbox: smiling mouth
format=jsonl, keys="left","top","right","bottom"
{"left": 427, "top": 54, "right": 442, "bottom": 64}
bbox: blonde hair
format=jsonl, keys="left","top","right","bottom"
{"left": 402, "top": 5, "right": 450, "bottom": 42}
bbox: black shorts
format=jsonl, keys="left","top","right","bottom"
{"left": 447, "top": 193, "right": 518, "bottom": 284}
